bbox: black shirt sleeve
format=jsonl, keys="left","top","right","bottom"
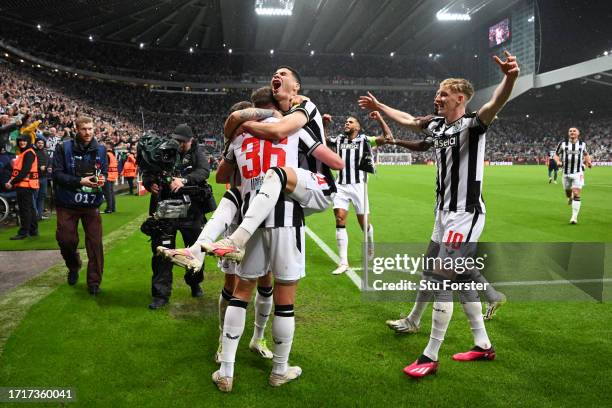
{"left": 184, "top": 145, "right": 210, "bottom": 185}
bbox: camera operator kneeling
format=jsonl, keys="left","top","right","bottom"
{"left": 143, "top": 124, "right": 211, "bottom": 310}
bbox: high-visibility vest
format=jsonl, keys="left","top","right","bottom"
{"left": 10, "top": 147, "right": 39, "bottom": 189}
{"left": 107, "top": 151, "right": 118, "bottom": 182}
{"left": 122, "top": 154, "right": 137, "bottom": 177}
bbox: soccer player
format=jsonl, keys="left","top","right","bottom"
{"left": 359, "top": 50, "right": 520, "bottom": 378}
{"left": 211, "top": 86, "right": 335, "bottom": 392}
{"left": 325, "top": 112, "right": 393, "bottom": 275}
{"left": 203, "top": 66, "right": 343, "bottom": 261}
{"left": 547, "top": 148, "right": 558, "bottom": 184}
{"left": 554, "top": 127, "right": 591, "bottom": 224}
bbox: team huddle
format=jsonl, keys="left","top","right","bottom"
{"left": 154, "top": 50, "right": 526, "bottom": 388}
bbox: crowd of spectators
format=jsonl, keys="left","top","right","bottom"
{"left": 2, "top": 58, "right": 610, "bottom": 186}
{"left": 0, "top": 61, "right": 142, "bottom": 215}
{"left": 0, "top": 22, "right": 444, "bottom": 83}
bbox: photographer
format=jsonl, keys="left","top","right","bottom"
{"left": 53, "top": 116, "right": 107, "bottom": 296}
{"left": 142, "top": 124, "right": 211, "bottom": 310}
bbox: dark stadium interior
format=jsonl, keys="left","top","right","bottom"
{"left": 0, "top": 0, "right": 610, "bottom": 163}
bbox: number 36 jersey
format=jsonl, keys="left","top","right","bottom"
{"left": 225, "top": 117, "right": 321, "bottom": 228}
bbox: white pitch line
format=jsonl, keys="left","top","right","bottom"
{"left": 493, "top": 278, "right": 612, "bottom": 287}
{"left": 304, "top": 226, "right": 363, "bottom": 289}
{"left": 304, "top": 227, "right": 611, "bottom": 290}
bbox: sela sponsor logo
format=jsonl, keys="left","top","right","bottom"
{"left": 434, "top": 135, "right": 457, "bottom": 149}
{"left": 339, "top": 142, "right": 359, "bottom": 150}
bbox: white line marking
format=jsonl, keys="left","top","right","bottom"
{"left": 304, "top": 227, "right": 611, "bottom": 290}
{"left": 493, "top": 278, "right": 612, "bottom": 287}
{"left": 305, "top": 226, "right": 363, "bottom": 289}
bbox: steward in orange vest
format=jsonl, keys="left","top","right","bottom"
{"left": 103, "top": 143, "right": 118, "bottom": 213}
{"left": 122, "top": 152, "right": 137, "bottom": 177}
{"left": 5, "top": 135, "right": 39, "bottom": 239}
{"left": 121, "top": 150, "right": 137, "bottom": 195}
{"left": 106, "top": 150, "right": 118, "bottom": 182}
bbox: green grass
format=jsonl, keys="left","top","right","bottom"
{"left": 0, "top": 166, "right": 611, "bottom": 407}
{"left": 0, "top": 194, "right": 148, "bottom": 251}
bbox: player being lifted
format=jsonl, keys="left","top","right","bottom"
{"left": 211, "top": 86, "right": 342, "bottom": 392}
{"left": 158, "top": 99, "right": 277, "bottom": 363}
{"left": 554, "top": 127, "right": 591, "bottom": 224}
{"left": 359, "top": 50, "right": 520, "bottom": 378}
{"left": 547, "top": 148, "right": 559, "bottom": 184}
{"left": 324, "top": 112, "right": 393, "bottom": 275}
{"left": 203, "top": 66, "right": 343, "bottom": 260}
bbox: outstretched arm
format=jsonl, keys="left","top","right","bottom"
{"left": 358, "top": 92, "right": 423, "bottom": 132}
{"left": 478, "top": 50, "right": 520, "bottom": 126}
{"left": 391, "top": 139, "right": 432, "bottom": 152}
{"left": 224, "top": 108, "right": 278, "bottom": 140}
{"left": 241, "top": 110, "right": 308, "bottom": 141}
{"left": 311, "top": 144, "right": 344, "bottom": 170}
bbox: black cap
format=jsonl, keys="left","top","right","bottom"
{"left": 171, "top": 123, "right": 194, "bottom": 142}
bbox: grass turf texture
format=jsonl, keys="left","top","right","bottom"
{"left": 0, "top": 194, "right": 146, "bottom": 251}
{"left": 0, "top": 166, "right": 611, "bottom": 407}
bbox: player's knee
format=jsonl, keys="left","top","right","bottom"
{"left": 335, "top": 216, "right": 346, "bottom": 228}
{"left": 265, "top": 167, "right": 288, "bottom": 190}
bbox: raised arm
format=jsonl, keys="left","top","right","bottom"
{"left": 478, "top": 50, "right": 520, "bottom": 126}
{"left": 358, "top": 92, "right": 423, "bottom": 132}
{"left": 368, "top": 111, "right": 394, "bottom": 145}
{"left": 224, "top": 108, "right": 278, "bottom": 140}
{"left": 241, "top": 110, "right": 308, "bottom": 142}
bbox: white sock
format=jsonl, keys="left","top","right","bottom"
{"left": 253, "top": 286, "right": 273, "bottom": 340}
{"left": 336, "top": 227, "right": 348, "bottom": 265}
{"left": 231, "top": 169, "right": 284, "bottom": 247}
{"left": 423, "top": 299, "right": 453, "bottom": 361}
{"left": 572, "top": 198, "right": 581, "bottom": 219}
{"left": 220, "top": 300, "right": 247, "bottom": 378}
{"left": 367, "top": 224, "right": 374, "bottom": 243}
{"left": 271, "top": 305, "right": 295, "bottom": 375}
{"left": 461, "top": 299, "right": 491, "bottom": 350}
{"left": 190, "top": 194, "right": 238, "bottom": 262}
{"left": 408, "top": 289, "right": 433, "bottom": 326}
{"left": 218, "top": 288, "right": 232, "bottom": 339}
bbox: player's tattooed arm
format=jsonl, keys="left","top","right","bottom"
{"left": 242, "top": 110, "right": 308, "bottom": 141}
{"left": 224, "top": 108, "right": 279, "bottom": 140}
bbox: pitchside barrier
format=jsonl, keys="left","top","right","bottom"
{"left": 376, "top": 153, "right": 412, "bottom": 165}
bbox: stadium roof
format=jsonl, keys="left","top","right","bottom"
{"left": 0, "top": 0, "right": 521, "bottom": 55}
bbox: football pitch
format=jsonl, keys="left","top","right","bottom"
{"left": 0, "top": 166, "right": 610, "bottom": 407}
